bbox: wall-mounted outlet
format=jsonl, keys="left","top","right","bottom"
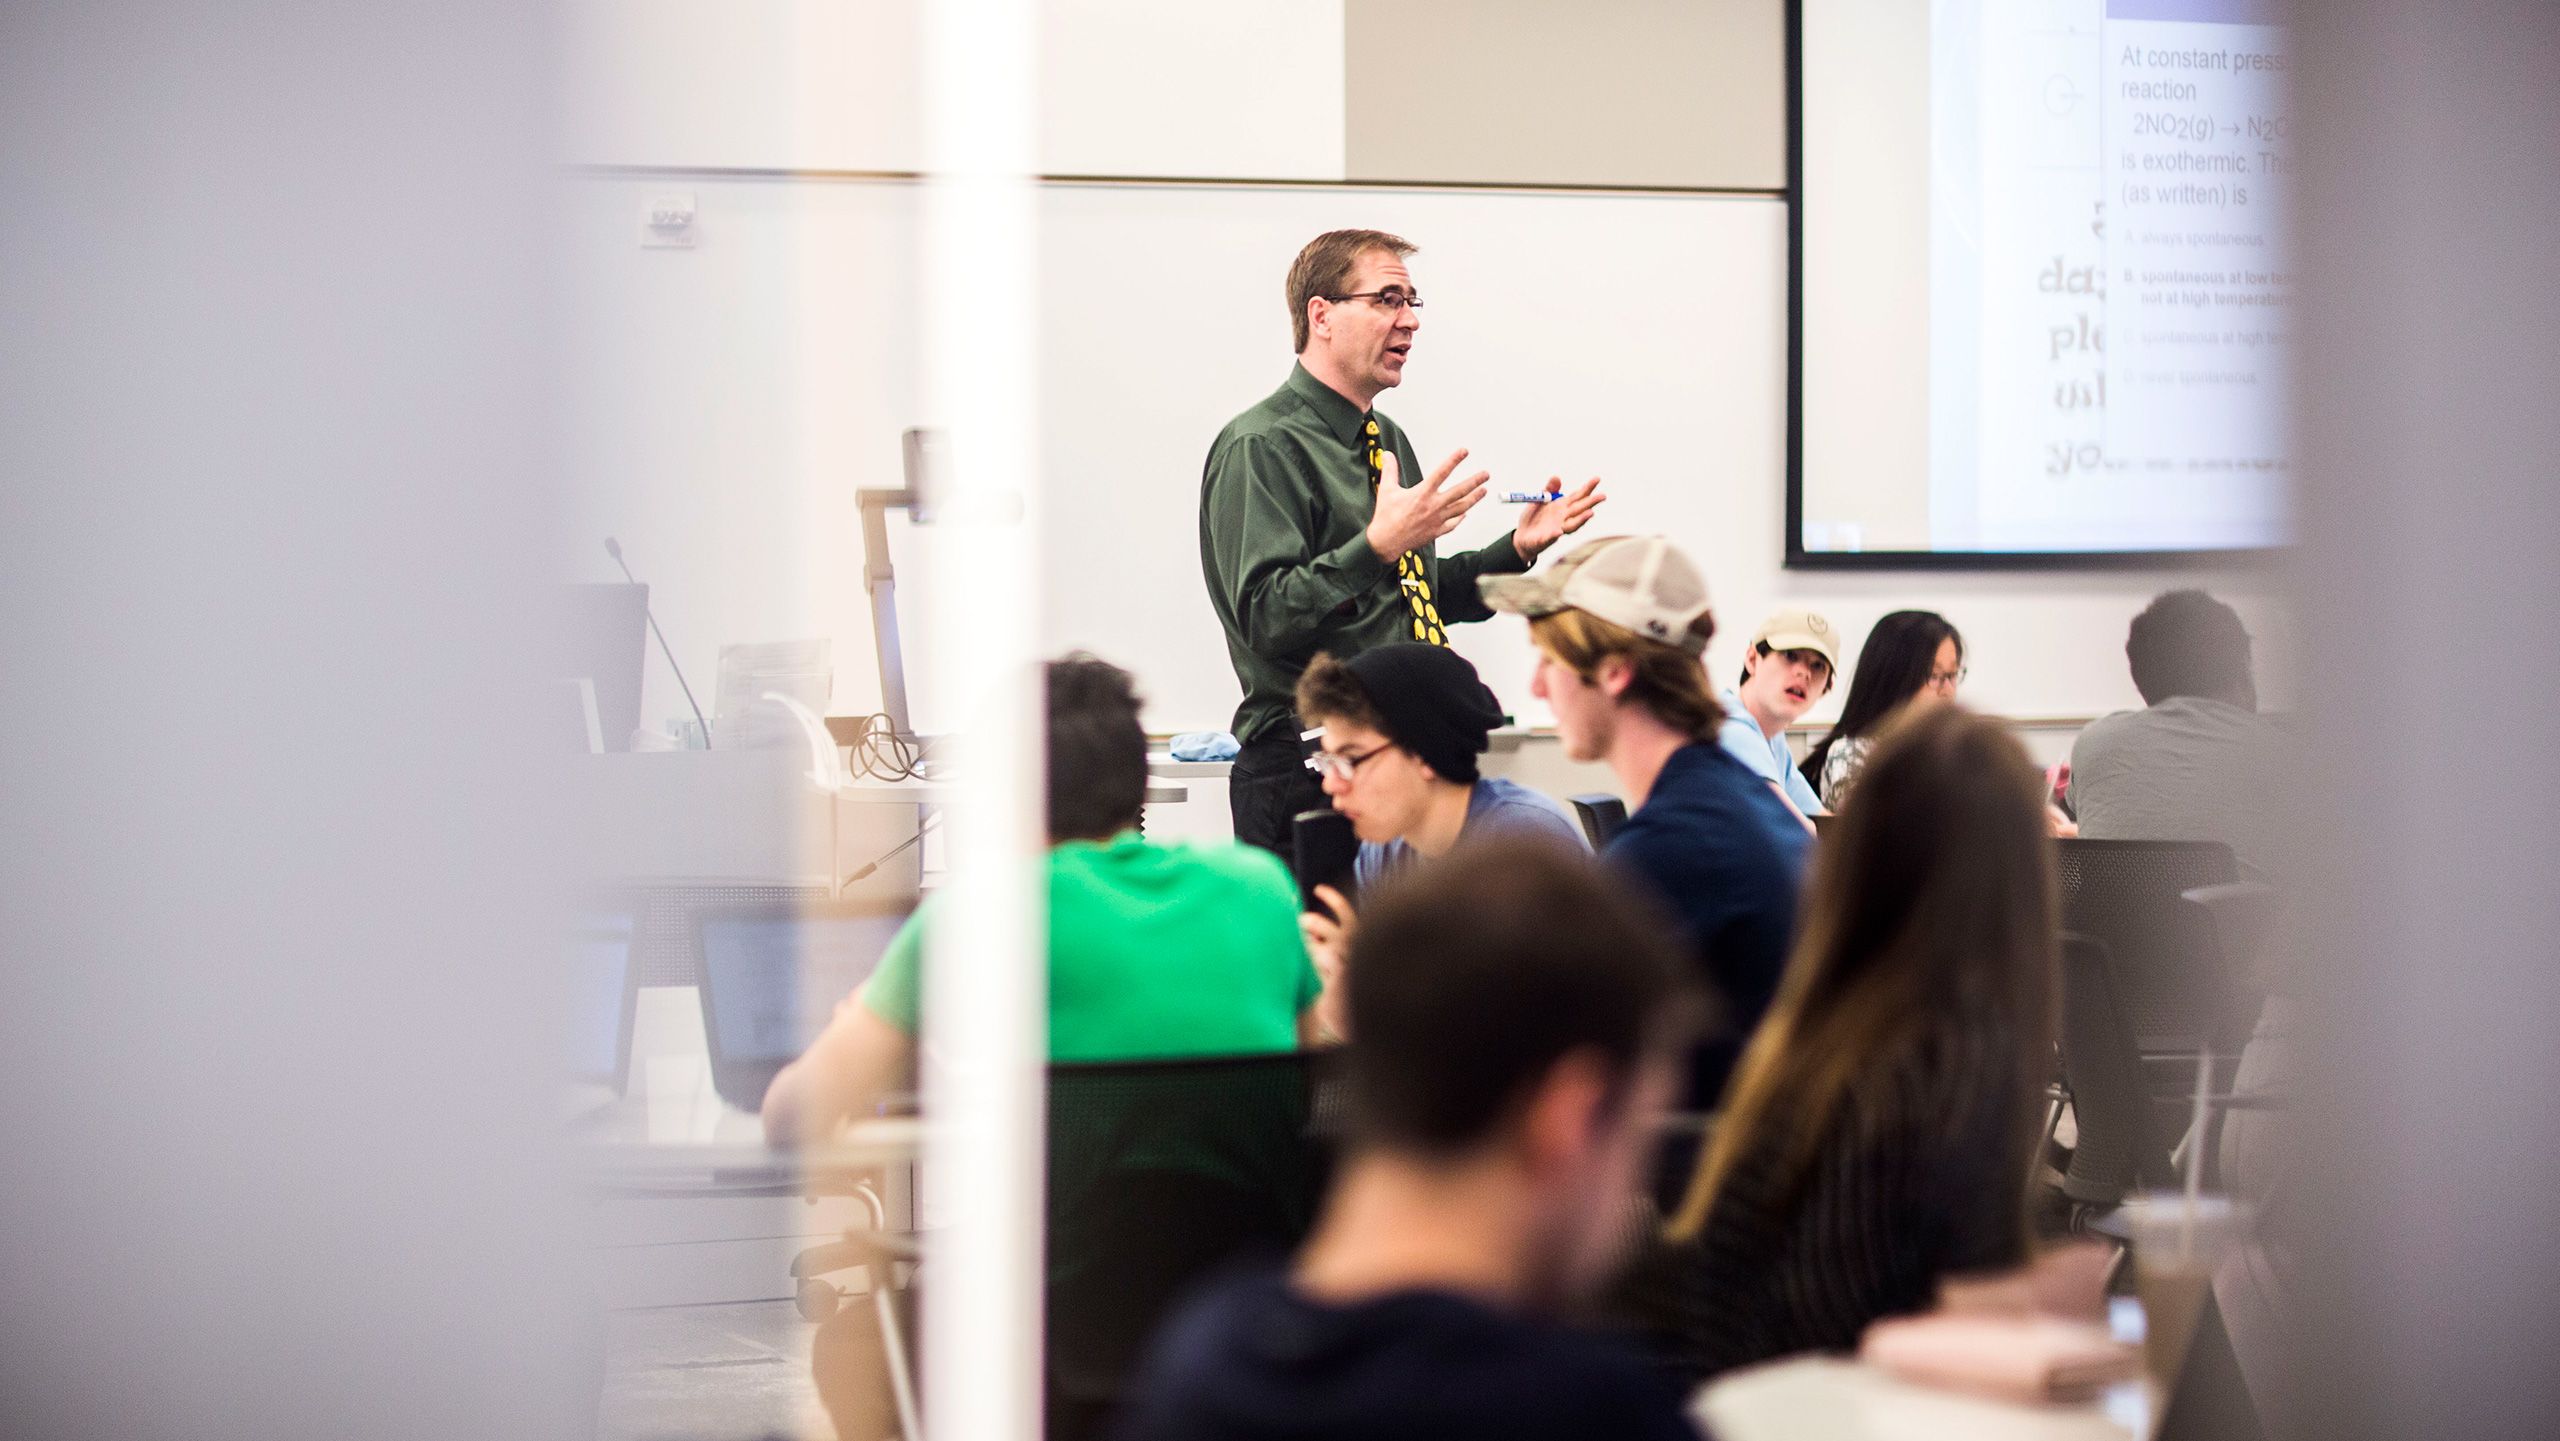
{"left": 641, "top": 193, "right": 696, "bottom": 249}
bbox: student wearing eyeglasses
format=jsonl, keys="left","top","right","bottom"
{"left": 1297, "top": 644, "right": 1587, "bottom": 887}
{"left": 1800, "top": 610, "right": 1966, "bottom": 810}
{"left": 1200, "top": 228, "right": 1606, "bottom": 856}
{"left": 1292, "top": 643, "right": 1588, "bottom": 1038}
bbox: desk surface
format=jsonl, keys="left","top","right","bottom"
{"left": 846, "top": 778, "right": 1188, "bottom": 803}
{"left": 569, "top": 1083, "right": 922, "bottom": 1193}
{"left": 1695, "top": 1355, "right": 2150, "bottom": 1441}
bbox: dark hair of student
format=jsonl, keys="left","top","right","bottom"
{"left": 1343, "top": 835, "right": 1699, "bottom": 1158}
{"left": 1292, "top": 651, "right": 1383, "bottom": 734}
{"left": 2125, "top": 589, "right": 2257, "bottom": 709}
{"left": 1045, "top": 652, "right": 1148, "bottom": 843}
{"left": 1801, "top": 611, "right": 1965, "bottom": 789}
{"left": 1667, "top": 705, "right": 2057, "bottom": 1239}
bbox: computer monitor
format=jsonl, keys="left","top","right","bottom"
{"left": 558, "top": 583, "right": 649, "bottom": 752}
{"left": 692, "top": 898, "right": 912, "bottom": 1112}
{"left": 567, "top": 910, "right": 638, "bottom": 1090}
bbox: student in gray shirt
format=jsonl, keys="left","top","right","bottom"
{"left": 1293, "top": 645, "right": 1589, "bottom": 1036}
{"left": 2069, "top": 589, "right": 2287, "bottom": 879}
{"left": 1296, "top": 643, "right": 1589, "bottom": 891}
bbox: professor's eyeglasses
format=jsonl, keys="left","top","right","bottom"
{"left": 1324, "top": 288, "right": 1425, "bottom": 314}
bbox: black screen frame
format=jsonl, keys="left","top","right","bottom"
{"left": 1781, "top": 0, "right": 2286, "bottom": 572}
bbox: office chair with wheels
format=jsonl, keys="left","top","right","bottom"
{"left": 2178, "top": 881, "right": 2283, "bottom": 1188}
{"left": 2054, "top": 933, "right": 2183, "bottom": 1231}
{"left": 793, "top": 1050, "right": 1338, "bottom": 1441}
{"left": 2183, "top": 881, "right": 2280, "bottom": 1005}
{"left": 1045, "top": 1050, "right": 1337, "bottom": 1441}
{"left": 2055, "top": 839, "right": 2242, "bottom": 1060}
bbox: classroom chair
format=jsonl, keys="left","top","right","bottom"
{"left": 2053, "top": 932, "right": 2184, "bottom": 1231}
{"left": 2054, "top": 839, "right": 2242, "bottom": 1060}
{"left": 795, "top": 1049, "right": 1340, "bottom": 1441}
{"left": 1568, "top": 793, "right": 1628, "bottom": 849}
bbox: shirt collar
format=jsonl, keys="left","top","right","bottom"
{"left": 1285, "top": 362, "right": 1374, "bottom": 448}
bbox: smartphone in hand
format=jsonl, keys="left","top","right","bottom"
{"left": 1291, "top": 808, "right": 1359, "bottom": 915}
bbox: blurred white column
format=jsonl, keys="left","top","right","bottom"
{"left": 917, "top": 1, "right": 1047, "bottom": 1440}
{"left": 2289, "top": 3, "right": 2560, "bottom": 1437}
{"left": 0, "top": 4, "right": 582, "bottom": 1438}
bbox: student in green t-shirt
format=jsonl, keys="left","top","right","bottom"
{"left": 761, "top": 654, "right": 1322, "bottom": 1147}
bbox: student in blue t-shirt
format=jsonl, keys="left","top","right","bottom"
{"left": 1482, "top": 537, "right": 1811, "bottom": 1118}
{"left": 1292, "top": 643, "right": 1588, "bottom": 1036}
{"left": 1715, "top": 607, "right": 1843, "bottom": 822}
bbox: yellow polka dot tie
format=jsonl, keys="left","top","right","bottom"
{"left": 1366, "top": 418, "right": 1448, "bottom": 646}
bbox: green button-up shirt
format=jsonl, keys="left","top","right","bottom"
{"left": 1199, "top": 363, "right": 1528, "bottom": 746}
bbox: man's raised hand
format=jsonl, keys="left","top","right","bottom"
{"left": 1513, "top": 476, "right": 1606, "bottom": 562}
{"left": 1367, "top": 448, "right": 1490, "bottom": 562}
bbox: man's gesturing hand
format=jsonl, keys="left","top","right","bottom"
{"left": 1367, "top": 448, "right": 1488, "bottom": 563}
{"left": 1513, "top": 477, "right": 1606, "bottom": 562}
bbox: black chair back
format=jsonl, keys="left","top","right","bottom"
{"left": 1045, "top": 1050, "right": 1337, "bottom": 1441}
{"left": 1569, "top": 793, "right": 1628, "bottom": 848}
{"left": 2183, "top": 883, "right": 2280, "bottom": 1047}
{"left": 2055, "top": 838, "right": 2240, "bottom": 1056}
{"left": 2057, "top": 933, "right": 2183, "bottom": 1209}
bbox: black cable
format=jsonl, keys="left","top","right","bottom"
{"left": 843, "top": 711, "right": 925, "bottom": 782}
{"left": 844, "top": 813, "right": 938, "bottom": 883}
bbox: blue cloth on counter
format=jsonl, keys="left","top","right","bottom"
{"left": 1170, "top": 731, "right": 1243, "bottom": 763}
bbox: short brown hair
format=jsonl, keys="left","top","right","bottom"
{"left": 1294, "top": 651, "right": 1384, "bottom": 733}
{"left": 1287, "top": 229, "right": 1417, "bottom": 353}
{"left": 1530, "top": 608, "right": 1723, "bottom": 741}
{"left": 1046, "top": 652, "right": 1147, "bottom": 842}
{"left": 1345, "top": 834, "right": 1696, "bottom": 1157}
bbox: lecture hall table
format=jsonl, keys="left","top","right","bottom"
{"left": 1693, "top": 1353, "right": 2150, "bottom": 1441}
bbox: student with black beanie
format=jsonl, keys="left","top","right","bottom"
{"left": 1296, "top": 643, "right": 1589, "bottom": 891}
{"left": 1293, "top": 644, "right": 1590, "bottom": 1037}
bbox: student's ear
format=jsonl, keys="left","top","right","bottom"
{"left": 1595, "top": 654, "right": 1637, "bottom": 702}
{"left": 1518, "top": 1048, "right": 1612, "bottom": 1178}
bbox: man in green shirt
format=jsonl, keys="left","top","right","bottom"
{"left": 761, "top": 653, "right": 1320, "bottom": 1146}
{"left": 1200, "top": 228, "right": 1605, "bottom": 853}
{"left": 765, "top": 654, "right": 1321, "bottom": 1441}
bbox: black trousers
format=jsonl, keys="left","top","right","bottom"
{"left": 1227, "top": 732, "right": 1328, "bottom": 859}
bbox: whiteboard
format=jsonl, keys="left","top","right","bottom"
{"left": 565, "top": 173, "right": 2276, "bottom": 742}
{"left": 1030, "top": 185, "right": 1789, "bottom": 733}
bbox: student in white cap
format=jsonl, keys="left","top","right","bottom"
{"left": 1718, "top": 608, "right": 1841, "bottom": 821}
{"left": 1480, "top": 536, "right": 1811, "bottom": 1143}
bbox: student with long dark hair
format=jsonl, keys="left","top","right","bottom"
{"left": 1618, "top": 704, "right": 2061, "bottom": 1382}
{"left": 1800, "top": 610, "right": 1965, "bottom": 809}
